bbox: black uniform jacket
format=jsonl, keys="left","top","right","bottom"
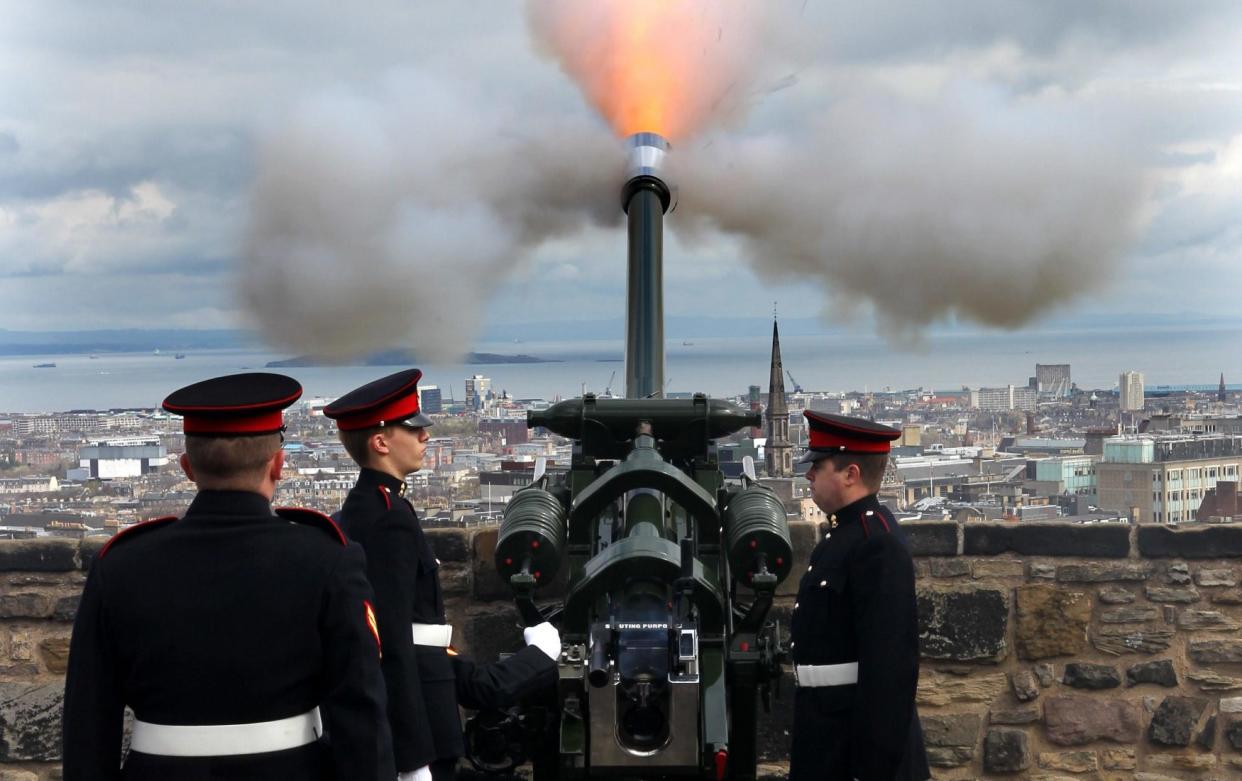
{"left": 787, "top": 494, "right": 929, "bottom": 781}
{"left": 338, "top": 469, "right": 555, "bottom": 772}
{"left": 62, "top": 490, "right": 394, "bottom": 781}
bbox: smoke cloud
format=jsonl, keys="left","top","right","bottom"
{"left": 241, "top": 2, "right": 1149, "bottom": 359}
{"left": 240, "top": 73, "right": 620, "bottom": 361}
{"left": 675, "top": 84, "right": 1149, "bottom": 336}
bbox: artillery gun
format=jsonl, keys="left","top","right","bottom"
{"left": 463, "top": 134, "right": 791, "bottom": 780}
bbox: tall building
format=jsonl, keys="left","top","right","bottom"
{"left": 1096, "top": 434, "right": 1242, "bottom": 523}
{"left": 1035, "top": 364, "right": 1072, "bottom": 398}
{"left": 1220, "top": 373, "right": 1228, "bottom": 403}
{"left": 764, "top": 319, "right": 793, "bottom": 477}
{"left": 971, "top": 385, "right": 1038, "bottom": 412}
{"left": 464, "top": 375, "right": 491, "bottom": 412}
{"left": 1119, "top": 371, "right": 1145, "bottom": 412}
{"left": 420, "top": 386, "right": 443, "bottom": 414}
{"left": 77, "top": 437, "right": 168, "bottom": 479}
{"left": 747, "top": 384, "right": 763, "bottom": 437}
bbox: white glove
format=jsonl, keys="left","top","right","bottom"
{"left": 523, "top": 621, "right": 562, "bottom": 661}
{"left": 397, "top": 766, "right": 431, "bottom": 781}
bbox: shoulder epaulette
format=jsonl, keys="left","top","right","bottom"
{"left": 859, "top": 506, "right": 894, "bottom": 539}
{"left": 275, "top": 506, "right": 348, "bottom": 546}
{"left": 99, "top": 516, "right": 178, "bottom": 558}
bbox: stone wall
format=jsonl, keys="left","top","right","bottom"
{"left": 4, "top": 521, "right": 1242, "bottom": 779}
{"left": 0, "top": 537, "right": 100, "bottom": 781}
{"left": 901, "top": 521, "right": 1242, "bottom": 780}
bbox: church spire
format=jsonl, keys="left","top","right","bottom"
{"left": 765, "top": 314, "right": 793, "bottom": 477}
{"left": 768, "top": 318, "right": 787, "bottom": 417}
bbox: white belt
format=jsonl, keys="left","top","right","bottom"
{"left": 795, "top": 662, "right": 859, "bottom": 688}
{"left": 412, "top": 622, "right": 452, "bottom": 647}
{"left": 130, "top": 707, "right": 322, "bottom": 757}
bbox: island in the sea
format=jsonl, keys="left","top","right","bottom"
{"left": 265, "top": 349, "right": 559, "bottom": 368}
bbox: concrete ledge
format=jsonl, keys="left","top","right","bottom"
{"left": 0, "top": 539, "right": 79, "bottom": 573}
{"left": 964, "top": 523, "right": 1130, "bottom": 558}
{"left": 903, "top": 521, "right": 959, "bottom": 556}
{"left": 424, "top": 528, "right": 471, "bottom": 563}
{"left": 1138, "top": 525, "right": 1242, "bottom": 559}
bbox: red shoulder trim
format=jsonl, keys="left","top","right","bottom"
{"left": 274, "top": 506, "right": 348, "bottom": 546}
{"left": 377, "top": 485, "right": 392, "bottom": 510}
{"left": 100, "top": 516, "right": 178, "bottom": 558}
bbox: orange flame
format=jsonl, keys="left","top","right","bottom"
{"left": 529, "top": 0, "right": 763, "bottom": 141}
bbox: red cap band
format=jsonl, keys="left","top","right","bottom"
{"left": 183, "top": 410, "right": 285, "bottom": 435}
{"left": 334, "top": 392, "right": 422, "bottom": 431}
{"left": 808, "top": 428, "right": 893, "bottom": 454}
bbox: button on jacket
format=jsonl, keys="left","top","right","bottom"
{"left": 787, "top": 494, "right": 929, "bottom": 781}
{"left": 62, "top": 490, "right": 394, "bottom": 781}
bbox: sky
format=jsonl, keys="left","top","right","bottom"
{"left": 2, "top": 1, "right": 1241, "bottom": 359}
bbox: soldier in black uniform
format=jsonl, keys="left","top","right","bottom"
{"left": 325, "top": 369, "right": 560, "bottom": 781}
{"left": 788, "top": 411, "right": 929, "bottom": 781}
{"left": 62, "top": 373, "right": 395, "bottom": 781}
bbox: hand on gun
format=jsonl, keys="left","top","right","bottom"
{"left": 523, "top": 622, "right": 561, "bottom": 661}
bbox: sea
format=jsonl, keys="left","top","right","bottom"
{"left": 1, "top": 324, "right": 1240, "bottom": 413}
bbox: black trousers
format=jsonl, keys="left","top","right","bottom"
{"left": 122, "top": 743, "right": 331, "bottom": 780}
{"left": 430, "top": 756, "right": 458, "bottom": 781}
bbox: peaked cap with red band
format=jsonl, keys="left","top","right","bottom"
{"left": 162, "top": 373, "right": 302, "bottom": 436}
{"left": 323, "top": 368, "right": 433, "bottom": 431}
{"left": 799, "top": 410, "right": 900, "bottom": 463}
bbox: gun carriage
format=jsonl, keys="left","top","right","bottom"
{"left": 465, "top": 134, "right": 791, "bottom": 781}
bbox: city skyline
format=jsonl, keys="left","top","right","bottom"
{"left": 2, "top": 2, "right": 1241, "bottom": 362}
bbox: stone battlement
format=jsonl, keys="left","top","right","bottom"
{"left": 4, "top": 521, "right": 1242, "bottom": 778}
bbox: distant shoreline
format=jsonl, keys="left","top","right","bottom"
{"left": 265, "top": 350, "right": 560, "bottom": 368}
{"left": 2, "top": 326, "right": 1240, "bottom": 413}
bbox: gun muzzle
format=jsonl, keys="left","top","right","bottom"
{"left": 621, "top": 132, "right": 675, "bottom": 400}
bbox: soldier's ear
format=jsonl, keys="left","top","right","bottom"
{"left": 269, "top": 448, "right": 285, "bottom": 482}
{"left": 369, "top": 432, "right": 391, "bottom": 457}
{"left": 179, "top": 452, "right": 195, "bottom": 482}
{"left": 847, "top": 462, "right": 863, "bottom": 485}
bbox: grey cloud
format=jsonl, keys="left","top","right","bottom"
{"left": 0, "top": 127, "right": 251, "bottom": 202}
{"left": 1138, "top": 191, "right": 1242, "bottom": 257}
{"left": 0, "top": 270, "right": 240, "bottom": 330}
{"left": 8, "top": 1, "right": 535, "bottom": 83}
{"left": 802, "top": 1, "right": 1242, "bottom": 63}
{"left": 0, "top": 182, "right": 240, "bottom": 277}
